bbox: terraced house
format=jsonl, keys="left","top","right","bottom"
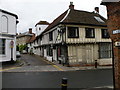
{"left": 32, "top": 2, "right": 112, "bottom": 66}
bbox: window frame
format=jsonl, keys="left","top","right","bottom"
{"left": 99, "top": 43, "right": 112, "bottom": 59}
{"left": 67, "top": 27, "right": 79, "bottom": 38}
{"left": 1, "top": 15, "right": 8, "bottom": 33}
{"left": 101, "top": 29, "right": 110, "bottom": 38}
{"left": 0, "top": 39, "right": 6, "bottom": 55}
{"left": 49, "top": 31, "right": 53, "bottom": 41}
{"left": 47, "top": 46, "right": 53, "bottom": 56}
{"left": 85, "top": 28, "right": 95, "bottom": 38}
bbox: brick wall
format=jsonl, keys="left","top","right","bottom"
{"left": 105, "top": 2, "right": 120, "bottom": 89}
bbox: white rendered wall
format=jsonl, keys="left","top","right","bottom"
{"left": 0, "top": 11, "right": 17, "bottom": 62}
{"left": 35, "top": 25, "right": 48, "bottom": 36}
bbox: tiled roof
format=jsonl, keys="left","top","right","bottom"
{"left": 102, "top": 0, "right": 120, "bottom": 2}
{"left": 43, "top": 10, "right": 68, "bottom": 33}
{"left": 16, "top": 32, "right": 33, "bottom": 38}
{"left": 27, "top": 34, "right": 36, "bottom": 43}
{"left": 35, "top": 21, "right": 49, "bottom": 26}
{"left": 43, "top": 9, "right": 107, "bottom": 34}
{"left": 101, "top": 0, "right": 120, "bottom": 4}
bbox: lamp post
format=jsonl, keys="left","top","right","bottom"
{"left": 10, "top": 40, "right": 14, "bottom": 62}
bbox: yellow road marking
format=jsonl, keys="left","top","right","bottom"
{"left": 0, "top": 67, "right": 21, "bottom": 72}
{"left": 42, "top": 59, "right": 63, "bottom": 71}
{"left": 52, "top": 65, "right": 63, "bottom": 71}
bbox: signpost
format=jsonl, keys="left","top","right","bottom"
{"left": 10, "top": 40, "right": 14, "bottom": 61}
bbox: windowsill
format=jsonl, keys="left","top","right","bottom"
{"left": 0, "top": 54, "right": 6, "bottom": 57}
{"left": 102, "top": 37, "right": 110, "bottom": 39}
{"left": 68, "top": 37, "right": 79, "bottom": 38}
{"left": 99, "top": 58, "right": 112, "bottom": 59}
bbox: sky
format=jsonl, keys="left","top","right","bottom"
{"left": 0, "top": 0, "right": 107, "bottom": 33}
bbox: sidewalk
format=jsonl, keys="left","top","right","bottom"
{"left": 37, "top": 55, "right": 112, "bottom": 71}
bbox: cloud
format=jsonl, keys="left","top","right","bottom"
{"left": 1, "top": 0, "right": 107, "bottom": 33}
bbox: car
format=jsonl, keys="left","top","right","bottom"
{"left": 22, "top": 50, "right": 27, "bottom": 54}
{"left": 16, "top": 51, "right": 21, "bottom": 58}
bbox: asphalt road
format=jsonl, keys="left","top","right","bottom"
{"left": 2, "top": 69, "right": 113, "bottom": 89}
{"left": 20, "top": 54, "right": 51, "bottom": 66}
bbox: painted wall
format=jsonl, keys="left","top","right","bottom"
{"left": 65, "top": 25, "right": 111, "bottom": 44}
{"left": 0, "top": 12, "right": 16, "bottom": 35}
{"left": 68, "top": 44, "right": 112, "bottom": 65}
{"left": 0, "top": 11, "right": 17, "bottom": 62}
{"left": 35, "top": 25, "right": 48, "bottom": 36}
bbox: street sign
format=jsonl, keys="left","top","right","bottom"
{"left": 113, "top": 30, "right": 120, "bottom": 34}
{"left": 115, "top": 42, "right": 120, "bottom": 47}
{"left": 10, "top": 40, "right": 14, "bottom": 48}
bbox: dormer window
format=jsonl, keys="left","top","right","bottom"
{"left": 68, "top": 27, "right": 79, "bottom": 38}
{"left": 101, "top": 29, "right": 110, "bottom": 38}
{"left": 85, "top": 28, "right": 95, "bottom": 38}
{"left": 94, "top": 16, "right": 105, "bottom": 23}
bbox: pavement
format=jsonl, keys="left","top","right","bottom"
{"left": 33, "top": 55, "right": 113, "bottom": 71}
{"left": 1, "top": 54, "right": 112, "bottom": 72}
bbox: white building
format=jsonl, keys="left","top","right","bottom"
{"left": 0, "top": 9, "right": 18, "bottom": 62}
{"left": 27, "top": 21, "right": 49, "bottom": 55}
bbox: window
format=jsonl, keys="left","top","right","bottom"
{"left": 68, "top": 27, "right": 79, "bottom": 38}
{"left": 47, "top": 46, "right": 53, "bottom": 56}
{"left": 99, "top": 43, "right": 112, "bottom": 58}
{"left": 49, "top": 32, "right": 53, "bottom": 41}
{"left": 101, "top": 29, "right": 110, "bottom": 38}
{"left": 94, "top": 16, "right": 105, "bottom": 23}
{"left": 0, "top": 39, "right": 6, "bottom": 55}
{"left": 1, "top": 15, "right": 8, "bottom": 33}
{"left": 85, "top": 28, "right": 95, "bottom": 38}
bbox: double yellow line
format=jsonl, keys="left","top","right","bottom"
{"left": 42, "top": 59, "right": 64, "bottom": 71}
{"left": 0, "top": 67, "right": 21, "bottom": 72}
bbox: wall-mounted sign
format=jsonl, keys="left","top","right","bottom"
{"left": 115, "top": 42, "right": 120, "bottom": 47}
{"left": 113, "top": 30, "right": 120, "bottom": 34}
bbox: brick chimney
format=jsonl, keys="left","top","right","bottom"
{"left": 69, "top": 2, "right": 74, "bottom": 9}
{"left": 29, "top": 28, "right": 32, "bottom": 34}
{"left": 95, "top": 7, "right": 99, "bottom": 13}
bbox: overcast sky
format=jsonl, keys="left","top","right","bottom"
{"left": 0, "top": 0, "right": 107, "bottom": 33}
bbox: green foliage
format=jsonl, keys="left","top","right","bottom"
{"left": 18, "top": 44, "right": 27, "bottom": 52}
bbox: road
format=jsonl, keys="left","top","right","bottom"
{"left": 2, "top": 54, "right": 113, "bottom": 89}
{"left": 2, "top": 69, "right": 113, "bottom": 89}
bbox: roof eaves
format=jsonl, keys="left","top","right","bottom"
{"left": 0, "top": 9, "right": 18, "bottom": 19}
{"left": 62, "top": 22, "right": 107, "bottom": 27}
{"left": 101, "top": 0, "right": 120, "bottom": 5}
{"left": 60, "top": 9, "right": 71, "bottom": 22}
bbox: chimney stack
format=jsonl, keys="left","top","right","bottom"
{"left": 95, "top": 7, "right": 99, "bottom": 13}
{"left": 69, "top": 2, "right": 74, "bottom": 9}
{"left": 29, "top": 28, "right": 32, "bottom": 34}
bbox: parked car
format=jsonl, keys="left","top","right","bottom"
{"left": 16, "top": 51, "right": 21, "bottom": 58}
{"left": 22, "top": 50, "right": 27, "bottom": 54}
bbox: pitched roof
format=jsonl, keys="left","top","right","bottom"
{"left": 43, "top": 9, "right": 107, "bottom": 34}
{"left": 27, "top": 34, "right": 36, "bottom": 43}
{"left": 35, "top": 21, "right": 49, "bottom": 27}
{"left": 102, "top": 0, "right": 120, "bottom": 2}
{"left": 0, "top": 9, "right": 18, "bottom": 19}
{"left": 101, "top": 0, "right": 120, "bottom": 4}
